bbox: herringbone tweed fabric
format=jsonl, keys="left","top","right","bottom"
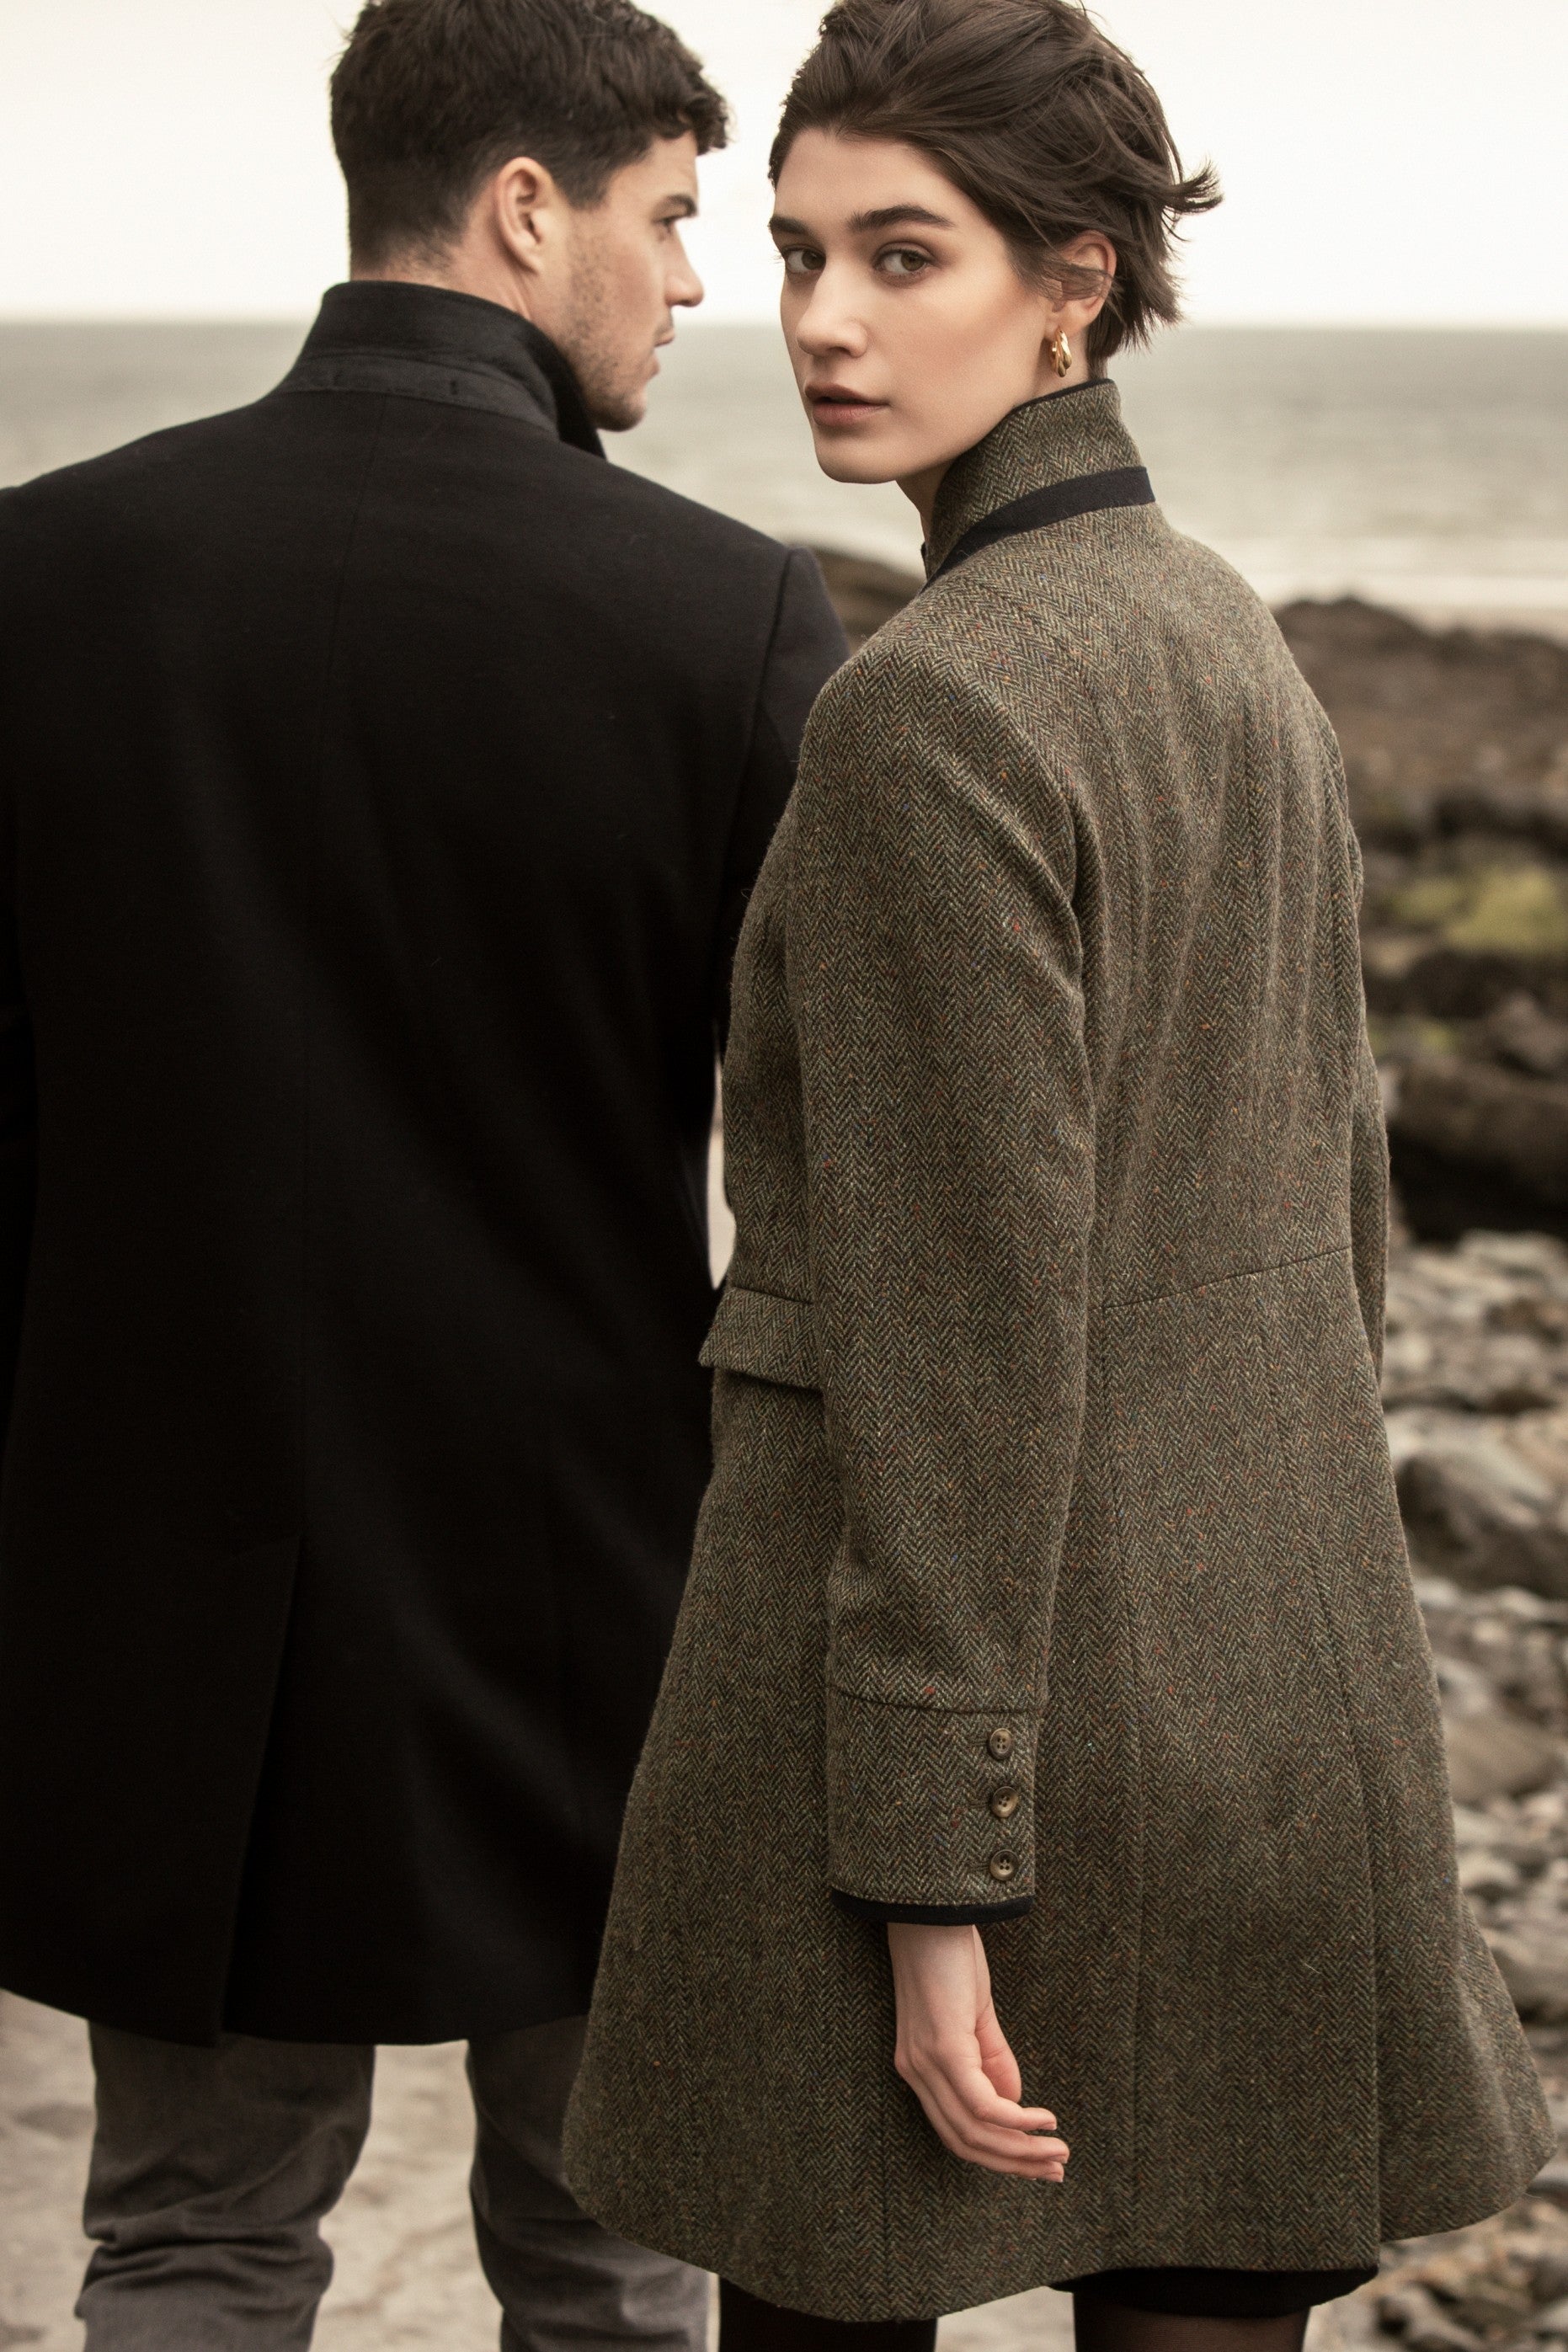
{"left": 563, "top": 381, "right": 1551, "bottom": 2320}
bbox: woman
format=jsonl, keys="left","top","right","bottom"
{"left": 564, "top": 2, "right": 1554, "bottom": 2345}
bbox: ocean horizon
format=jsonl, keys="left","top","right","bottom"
{"left": 2, "top": 318, "right": 1565, "bottom": 638}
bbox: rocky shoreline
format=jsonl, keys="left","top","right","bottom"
{"left": 1284, "top": 600, "right": 1568, "bottom": 1249}
{"left": 1376, "top": 1230, "right": 1568, "bottom": 2347}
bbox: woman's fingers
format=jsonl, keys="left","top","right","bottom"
{"left": 908, "top": 2074, "right": 1069, "bottom": 2176}
{"left": 909, "top": 2038, "right": 1059, "bottom": 2132}
{"left": 931, "top": 2081, "right": 1066, "bottom": 2161}
{"left": 898, "top": 2038, "right": 1069, "bottom": 2176}
{"left": 896, "top": 2061, "right": 1069, "bottom": 2176}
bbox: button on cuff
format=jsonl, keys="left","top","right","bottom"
{"left": 825, "top": 1688, "right": 1039, "bottom": 1911}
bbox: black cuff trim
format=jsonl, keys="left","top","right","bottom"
{"left": 831, "top": 1890, "right": 1035, "bottom": 1927}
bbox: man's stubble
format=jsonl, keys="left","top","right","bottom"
{"left": 555, "top": 241, "right": 653, "bottom": 435}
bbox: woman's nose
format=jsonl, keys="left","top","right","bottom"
{"left": 793, "top": 279, "right": 870, "bottom": 360}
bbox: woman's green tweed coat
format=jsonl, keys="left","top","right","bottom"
{"left": 563, "top": 382, "right": 1551, "bottom": 2320}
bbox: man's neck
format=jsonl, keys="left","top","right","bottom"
{"left": 350, "top": 251, "right": 535, "bottom": 326}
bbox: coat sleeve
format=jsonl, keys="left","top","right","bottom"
{"left": 712, "top": 549, "right": 848, "bottom": 1052}
{"left": 787, "top": 642, "right": 1095, "bottom": 1921}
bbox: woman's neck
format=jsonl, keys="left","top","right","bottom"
{"left": 898, "top": 360, "right": 1099, "bottom": 541}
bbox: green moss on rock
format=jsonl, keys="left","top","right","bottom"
{"left": 1384, "top": 865, "right": 1568, "bottom": 959}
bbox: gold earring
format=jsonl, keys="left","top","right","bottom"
{"left": 1051, "top": 330, "right": 1073, "bottom": 379}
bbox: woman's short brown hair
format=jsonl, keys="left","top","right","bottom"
{"left": 332, "top": 0, "right": 728, "bottom": 269}
{"left": 770, "top": 0, "right": 1219, "bottom": 365}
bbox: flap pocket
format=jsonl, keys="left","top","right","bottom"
{"left": 701, "top": 1285, "right": 820, "bottom": 1391}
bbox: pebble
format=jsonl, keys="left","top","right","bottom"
{"left": 1376, "top": 2203, "right": 1568, "bottom": 2348}
{"left": 1389, "top": 1236, "right": 1568, "bottom": 1611}
{"left": 1460, "top": 1850, "right": 1525, "bottom": 1900}
{"left": 1379, "top": 2282, "right": 1485, "bottom": 2351}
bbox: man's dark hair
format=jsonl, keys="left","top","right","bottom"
{"left": 771, "top": 0, "right": 1220, "bottom": 365}
{"left": 332, "top": 0, "right": 729, "bottom": 267}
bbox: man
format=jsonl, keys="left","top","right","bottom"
{"left": 0, "top": 0, "right": 845, "bottom": 2344}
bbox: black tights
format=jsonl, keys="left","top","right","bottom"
{"left": 718, "top": 2280, "right": 1315, "bottom": 2352}
{"left": 1074, "top": 2298, "right": 1311, "bottom": 2352}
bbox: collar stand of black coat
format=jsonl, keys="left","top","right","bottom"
{"left": 925, "top": 378, "right": 1144, "bottom": 578}
{"left": 281, "top": 280, "right": 606, "bottom": 459}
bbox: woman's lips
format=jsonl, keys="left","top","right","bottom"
{"left": 808, "top": 389, "right": 888, "bottom": 429}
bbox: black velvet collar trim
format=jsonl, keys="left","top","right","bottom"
{"left": 927, "top": 464, "right": 1156, "bottom": 585}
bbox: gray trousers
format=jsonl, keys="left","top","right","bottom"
{"left": 78, "top": 2013, "right": 708, "bottom": 2352}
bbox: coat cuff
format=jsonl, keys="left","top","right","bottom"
{"left": 825, "top": 1686, "right": 1037, "bottom": 1911}
{"left": 831, "top": 1890, "right": 1035, "bottom": 1927}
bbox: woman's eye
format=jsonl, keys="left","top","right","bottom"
{"left": 879, "top": 248, "right": 931, "bottom": 280}
{"left": 779, "top": 247, "right": 824, "bottom": 279}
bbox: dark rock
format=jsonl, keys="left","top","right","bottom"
{"left": 1486, "top": 1933, "right": 1568, "bottom": 2022}
{"left": 1293, "top": 599, "right": 1568, "bottom": 1236}
{"left": 1483, "top": 997, "right": 1568, "bottom": 1081}
{"left": 1380, "top": 947, "right": 1557, "bottom": 1024}
{"left": 1390, "top": 1061, "right": 1568, "bottom": 1216}
{"left": 1459, "top": 1848, "right": 1525, "bottom": 1899}
{"left": 1276, "top": 598, "right": 1568, "bottom": 856}
{"left": 808, "top": 548, "right": 920, "bottom": 651}
{"left": 1395, "top": 1438, "right": 1568, "bottom": 1600}
{"left": 1391, "top": 1136, "right": 1568, "bottom": 1248}
{"left": 1445, "top": 1715, "right": 1563, "bottom": 1806}
{"left": 1443, "top": 777, "right": 1568, "bottom": 861}
{"left": 1385, "top": 1240, "right": 1568, "bottom": 1601}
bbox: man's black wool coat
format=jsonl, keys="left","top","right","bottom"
{"left": 0, "top": 283, "right": 846, "bottom": 2045}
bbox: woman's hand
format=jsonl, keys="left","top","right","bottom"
{"left": 887, "top": 1922, "right": 1069, "bottom": 2180}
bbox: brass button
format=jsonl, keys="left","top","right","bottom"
{"left": 988, "top": 1852, "right": 1017, "bottom": 1884}
{"left": 989, "top": 1785, "right": 1021, "bottom": 1821}
{"left": 986, "top": 1727, "right": 1014, "bottom": 1761}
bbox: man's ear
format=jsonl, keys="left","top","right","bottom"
{"left": 488, "top": 156, "right": 563, "bottom": 280}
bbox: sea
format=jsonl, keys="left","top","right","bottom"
{"left": 1, "top": 319, "right": 1565, "bottom": 637}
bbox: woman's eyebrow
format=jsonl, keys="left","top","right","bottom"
{"left": 851, "top": 205, "right": 955, "bottom": 231}
{"left": 768, "top": 204, "right": 957, "bottom": 240}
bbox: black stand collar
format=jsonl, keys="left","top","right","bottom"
{"left": 277, "top": 282, "right": 605, "bottom": 459}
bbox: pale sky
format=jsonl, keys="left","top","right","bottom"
{"left": 0, "top": 0, "right": 1563, "bottom": 323}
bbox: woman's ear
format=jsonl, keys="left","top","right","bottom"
{"left": 1058, "top": 232, "right": 1117, "bottom": 333}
